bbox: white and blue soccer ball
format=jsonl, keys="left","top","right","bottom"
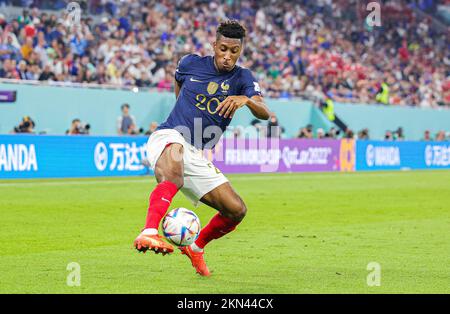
{"left": 162, "top": 207, "right": 201, "bottom": 247}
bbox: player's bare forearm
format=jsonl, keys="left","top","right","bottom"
{"left": 217, "top": 95, "right": 270, "bottom": 119}
{"left": 246, "top": 95, "right": 270, "bottom": 120}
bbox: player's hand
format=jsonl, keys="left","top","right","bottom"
{"left": 217, "top": 96, "right": 249, "bottom": 119}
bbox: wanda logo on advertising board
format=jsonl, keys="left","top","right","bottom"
{"left": 0, "top": 144, "right": 38, "bottom": 172}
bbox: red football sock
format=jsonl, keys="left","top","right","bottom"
{"left": 144, "top": 181, "right": 179, "bottom": 229}
{"left": 195, "top": 213, "right": 240, "bottom": 249}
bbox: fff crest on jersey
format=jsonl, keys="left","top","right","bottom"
{"left": 221, "top": 81, "right": 230, "bottom": 94}
{"left": 207, "top": 82, "right": 219, "bottom": 95}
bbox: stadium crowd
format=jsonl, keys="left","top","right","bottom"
{"left": 0, "top": 0, "right": 449, "bottom": 108}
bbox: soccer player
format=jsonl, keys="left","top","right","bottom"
{"left": 133, "top": 20, "right": 270, "bottom": 276}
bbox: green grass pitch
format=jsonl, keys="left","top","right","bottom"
{"left": 0, "top": 171, "right": 449, "bottom": 293}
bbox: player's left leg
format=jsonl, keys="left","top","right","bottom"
{"left": 180, "top": 182, "right": 246, "bottom": 276}
{"left": 196, "top": 182, "right": 247, "bottom": 248}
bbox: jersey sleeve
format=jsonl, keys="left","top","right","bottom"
{"left": 174, "top": 54, "right": 200, "bottom": 84}
{"left": 239, "top": 68, "right": 262, "bottom": 98}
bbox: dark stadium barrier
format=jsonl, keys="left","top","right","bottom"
{"left": 0, "top": 135, "right": 449, "bottom": 179}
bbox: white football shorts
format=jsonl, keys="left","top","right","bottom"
{"left": 146, "top": 129, "right": 228, "bottom": 206}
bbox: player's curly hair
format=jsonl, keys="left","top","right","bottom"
{"left": 216, "top": 20, "right": 246, "bottom": 42}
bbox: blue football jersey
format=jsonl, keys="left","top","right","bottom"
{"left": 157, "top": 54, "right": 262, "bottom": 149}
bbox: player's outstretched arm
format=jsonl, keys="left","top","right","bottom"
{"left": 245, "top": 95, "right": 270, "bottom": 120}
{"left": 217, "top": 95, "right": 270, "bottom": 120}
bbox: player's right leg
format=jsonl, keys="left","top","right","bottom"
{"left": 134, "top": 139, "right": 184, "bottom": 255}
{"left": 180, "top": 182, "right": 245, "bottom": 276}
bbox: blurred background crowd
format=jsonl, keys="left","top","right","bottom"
{"left": 0, "top": 0, "right": 449, "bottom": 108}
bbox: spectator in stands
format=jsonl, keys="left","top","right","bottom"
{"left": 384, "top": 130, "right": 394, "bottom": 141}
{"left": 393, "top": 127, "right": 405, "bottom": 141}
{"left": 422, "top": 130, "right": 432, "bottom": 141}
{"left": 297, "top": 124, "right": 313, "bottom": 139}
{"left": 316, "top": 128, "right": 325, "bottom": 139}
{"left": 0, "top": 0, "right": 447, "bottom": 109}
{"left": 17, "top": 60, "right": 29, "bottom": 79}
{"left": 157, "top": 72, "right": 173, "bottom": 92}
{"left": 117, "top": 103, "right": 137, "bottom": 135}
{"left": 20, "top": 36, "right": 34, "bottom": 61}
{"left": 267, "top": 113, "right": 284, "bottom": 138}
{"left": 435, "top": 130, "right": 446, "bottom": 141}
{"left": 344, "top": 129, "right": 355, "bottom": 139}
{"left": 12, "top": 116, "right": 35, "bottom": 134}
{"left": 38, "top": 64, "right": 56, "bottom": 81}
{"left": 0, "top": 59, "right": 18, "bottom": 79}
{"left": 325, "top": 127, "right": 340, "bottom": 139}
{"left": 144, "top": 121, "right": 159, "bottom": 136}
{"left": 0, "top": 34, "right": 20, "bottom": 62}
{"left": 127, "top": 122, "right": 142, "bottom": 135}
{"left": 357, "top": 128, "right": 370, "bottom": 140}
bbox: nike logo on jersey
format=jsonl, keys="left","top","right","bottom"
{"left": 161, "top": 197, "right": 170, "bottom": 203}
{"left": 190, "top": 77, "right": 204, "bottom": 82}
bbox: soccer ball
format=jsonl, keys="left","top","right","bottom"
{"left": 162, "top": 208, "right": 201, "bottom": 247}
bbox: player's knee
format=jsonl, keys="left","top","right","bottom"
{"left": 228, "top": 200, "right": 247, "bottom": 222}
{"left": 156, "top": 170, "right": 184, "bottom": 189}
{"left": 168, "top": 174, "right": 184, "bottom": 190}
